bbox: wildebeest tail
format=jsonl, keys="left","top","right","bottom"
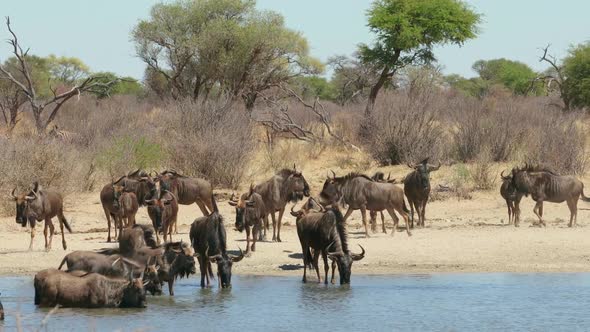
{"left": 210, "top": 194, "right": 219, "bottom": 215}
{"left": 61, "top": 216, "right": 72, "bottom": 233}
{"left": 582, "top": 184, "right": 590, "bottom": 202}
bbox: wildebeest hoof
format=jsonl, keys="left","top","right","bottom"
{"left": 62, "top": 243, "right": 67, "bottom": 250}
{"left": 407, "top": 232, "right": 413, "bottom": 237}
{"left": 277, "top": 238, "right": 282, "bottom": 242}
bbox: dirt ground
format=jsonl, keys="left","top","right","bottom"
{"left": 2, "top": 171, "right": 590, "bottom": 277}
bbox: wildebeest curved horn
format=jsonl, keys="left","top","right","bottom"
{"left": 113, "top": 175, "right": 126, "bottom": 185}
{"left": 500, "top": 170, "right": 510, "bottom": 180}
{"left": 290, "top": 203, "right": 299, "bottom": 216}
{"left": 10, "top": 187, "right": 17, "bottom": 200}
{"left": 229, "top": 247, "right": 244, "bottom": 263}
{"left": 112, "top": 257, "right": 122, "bottom": 266}
{"left": 387, "top": 173, "right": 391, "bottom": 181}
{"left": 164, "top": 190, "right": 178, "bottom": 202}
{"left": 128, "top": 169, "right": 140, "bottom": 177}
{"left": 293, "top": 163, "right": 297, "bottom": 172}
{"left": 407, "top": 163, "right": 414, "bottom": 169}
{"left": 351, "top": 244, "right": 365, "bottom": 261}
{"left": 431, "top": 161, "right": 442, "bottom": 171}
{"left": 330, "top": 170, "right": 336, "bottom": 179}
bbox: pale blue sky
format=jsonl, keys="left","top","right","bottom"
{"left": 0, "top": 0, "right": 588, "bottom": 80}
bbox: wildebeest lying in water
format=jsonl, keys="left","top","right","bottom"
{"left": 320, "top": 172, "right": 411, "bottom": 237}
{"left": 58, "top": 251, "right": 144, "bottom": 278}
{"left": 511, "top": 164, "right": 590, "bottom": 227}
{"left": 11, "top": 182, "right": 72, "bottom": 251}
{"left": 190, "top": 195, "right": 244, "bottom": 288}
{"left": 403, "top": 158, "right": 441, "bottom": 228}
{"left": 500, "top": 170, "right": 523, "bottom": 226}
{"left": 34, "top": 269, "right": 146, "bottom": 308}
{"left": 291, "top": 200, "right": 365, "bottom": 284}
{"left": 229, "top": 185, "right": 266, "bottom": 253}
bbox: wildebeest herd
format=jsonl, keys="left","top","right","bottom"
{"left": 4, "top": 159, "right": 590, "bottom": 310}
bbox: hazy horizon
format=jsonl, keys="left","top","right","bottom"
{"left": 0, "top": 0, "right": 587, "bottom": 81}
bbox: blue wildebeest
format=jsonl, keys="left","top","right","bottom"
{"left": 190, "top": 195, "right": 244, "bottom": 288}
{"left": 11, "top": 182, "right": 72, "bottom": 251}
{"left": 369, "top": 171, "right": 399, "bottom": 234}
{"left": 228, "top": 185, "right": 267, "bottom": 253}
{"left": 145, "top": 188, "right": 179, "bottom": 245}
{"left": 320, "top": 172, "right": 411, "bottom": 237}
{"left": 34, "top": 269, "right": 146, "bottom": 308}
{"left": 403, "top": 158, "right": 441, "bottom": 228}
{"left": 251, "top": 166, "right": 310, "bottom": 242}
{"left": 291, "top": 201, "right": 365, "bottom": 284}
{"left": 500, "top": 170, "right": 523, "bottom": 226}
{"left": 511, "top": 165, "right": 590, "bottom": 227}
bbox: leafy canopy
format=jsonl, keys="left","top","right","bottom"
{"left": 563, "top": 42, "right": 590, "bottom": 109}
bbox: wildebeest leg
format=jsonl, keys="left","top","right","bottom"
{"left": 198, "top": 257, "right": 206, "bottom": 288}
{"left": 390, "top": 207, "right": 412, "bottom": 237}
{"left": 504, "top": 200, "right": 511, "bottom": 225}
{"left": 252, "top": 222, "right": 259, "bottom": 252}
{"left": 514, "top": 201, "right": 521, "bottom": 227}
{"left": 270, "top": 212, "right": 277, "bottom": 242}
{"left": 45, "top": 218, "right": 55, "bottom": 251}
{"left": 28, "top": 224, "right": 35, "bottom": 251}
{"left": 360, "top": 206, "right": 370, "bottom": 238}
{"left": 245, "top": 226, "right": 251, "bottom": 255}
{"left": 533, "top": 201, "right": 545, "bottom": 226}
{"left": 342, "top": 207, "right": 354, "bottom": 222}
{"left": 57, "top": 213, "right": 67, "bottom": 250}
{"left": 420, "top": 199, "right": 427, "bottom": 227}
{"left": 168, "top": 279, "right": 175, "bottom": 296}
{"left": 330, "top": 260, "right": 337, "bottom": 284}
{"left": 322, "top": 251, "right": 330, "bottom": 285}
{"left": 369, "top": 211, "right": 377, "bottom": 233}
{"left": 410, "top": 200, "right": 415, "bottom": 230}
{"left": 567, "top": 199, "right": 577, "bottom": 227}
{"left": 380, "top": 211, "right": 387, "bottom": 234}
{"left": 313, "top": 250, "right": 321, "bottom": 282}
{"left": 301, "top": 243, "right": 309, "bottom": 283}
{"left": 104, "top": 208, "right": 113, "bottom": 242}
{"left": 276, "top": 208, "right": 285, "bottom": 242}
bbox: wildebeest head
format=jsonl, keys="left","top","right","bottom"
{"left": 284, "top": 168, "right": 310, "bottom": 202}
{"left": 166, "top": 241, "right": 197, "bottom": 277}
{"left": 408, "top": 158, "right": 441, "bottom": 190}
{"left": 327, "top": 244, "right": 365, "bottom": 285}
{"left": 141, "top": 255, "right": 162, "bottom": 295}
{"left": 144, "top": 189, "right": 175, "bottom": 231}
{"left": 290, "top": 197, "right": 325, "bottom": 219}
{"left": 11, "top": 184, "right": 41, "bottom": 226}
{"left": 207, "top": 248, "right": 244, "bottom": 288}
{"left": 228, "top": 186, "right": 256, "bottom": 232}
{"left": 120, "top": 273, "right": 147, "bottom": 308}
{"left": 319, "top": 170, "right": 342, "bottom": 205}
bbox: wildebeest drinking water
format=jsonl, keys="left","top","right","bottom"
{"left": 500, "top": 170, "right": 523, "bottom": 226}
{"left": 11, "top": 182, "right": 72, "bottom": 251}
{"left": 403, "top": 158, "right": 440, "bottom": 228}
{"left": 190, "top": 195, "right": 244, "bottom": 288}
{"left": 320, "top": 172, "right": 411, "bottom": 237}
{"left": 511, "top": 165, "right": 590, "bottom": 227}
{"left": 291, "top": 201, "right": 365, "bottom": 284}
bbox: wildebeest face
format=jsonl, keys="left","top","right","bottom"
{"left": 11, "top": 188, "right": 37, "bottom": 226}
{"left": 286, "top": 173, "right": 308, "bottom": 202}
{"left": 319, "top": 178, "right": 340, "bottom": 205}
{"left": 210, "top": 249, "right": 244, "bottom": 288}
{"left": 145, "top": 193, "right": 172, "bottom": 231}
{"left": 328, "top": 245, "right": 365, "bottom": 285}
{"left": 121, "top": 278, "right": 147, "bottom": 308}
{"left": 416, "top": 164, "right": 431, "bottom": 190}
{"left": 229, "top": 193, "right": 254, "bottom": 232}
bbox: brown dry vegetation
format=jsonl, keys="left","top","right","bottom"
{"left": 0, "top": 89, "right": 588, "bottom": 216}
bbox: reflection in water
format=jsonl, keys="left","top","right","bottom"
{"left": 1, "top": 274, "right": 590, "bottom": 331}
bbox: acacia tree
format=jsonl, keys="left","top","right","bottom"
{"left": 133, "top": 0, "right": 319, "bottom": 110}
{"left": 563, "top": 43, "right": 590, "bottom": 110}
{"left": 0, "top": 17, "right": 119, "bottom": 132}
{"left": 472, "top": 58, "right": 542, "bottom": 96}
{"left": 329, "top": 54, "right": 380, "bottom": 106}
{"left": 360, "top": 0, "right": 480, "bottom": 117}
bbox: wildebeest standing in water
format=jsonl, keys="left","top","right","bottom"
{"left": 292, "top": 203, "right": 365, "bottom": 284}
{"left": 34, "top": 269, "right": 146, "bottom": 308}
{"left": 403, "top": 158, "right": 441, "bottom": 228}
{"left": 500, "top": 170, "right": 523, "bottom": 226}
{"left": 190, "top": 195, "right": 244, "bottom": 288}
{"left": 511, "top": 165, "right": 590, "bottom": 227}
{"left": 252, "top": 166, "right": 310, "bottom": 242}
{"left": 228, "top": 185, "right": 266, "bottom": 253}
{"left": 320, "top": 172, "right": 411, "bottom": 237}
{"left": 157, "top": 241, "right": 196, "bottom": 295}
{"left": 11, "top": 182, "right": 72, "bottom": 251}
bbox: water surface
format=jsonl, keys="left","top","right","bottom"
{"left": 1, "top": 273, "right": 589, "bottom": 331}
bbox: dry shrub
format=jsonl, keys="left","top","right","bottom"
{"left": 469, "top": 148, "right": 496, "bottom": 190}
{"left": 163, "top": 100, "right": 254, "bottom": 189}
{"left": 520, "top": 111, "right": 588, "bottom": 175}
{"left": 366, "top": 92, "right": 448, "bottom": 165}
{"left": 451, "top": 97, "right": 527, "bottom": 162}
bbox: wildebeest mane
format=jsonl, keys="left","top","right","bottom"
{"left": 521, "top": 164, "right": 558, "bottom": 175}
{"left": 339, "top": 172, "right": 373, "bottom": 182}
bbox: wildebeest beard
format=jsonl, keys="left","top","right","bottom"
{"left": 287, "top": 192, "right": 305, "bottom": 203}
